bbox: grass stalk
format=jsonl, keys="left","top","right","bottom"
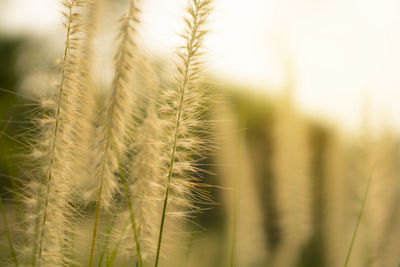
{"left": 154, "top": 27, "right": 192, "bottom": 267}
{"left": 115, "top": 138, "right": 143, "bottom": 267}
{"left": 154, "top": 1, "right": 211, "bottom": 265}
{"left": 344, "top": 175, "right": 372, "bottom": 267}
{"left": 89, "top": 179, "right": 105, "bottom": 267}
{"left": 0, "top": 123, "right": 18, "bottom": 267}
{"left": 0, "top": 119, "right": 24, "bottom": 225}
{"left": 108, "top": 221, "right": 129, "bottom": 267}
{"left": 91, "top": 142, "right": 143, "bottom": 267}
{"left": 120, "top": 175, "right": 143, "bottom": 266}
{"left": 88, "top": 1, "right": 140, "bottom": 264}
{"left": 0, "top": 197, "right": 18, "bottom": 267}
{"left": 89, "top": 126, "right": 112, "bottom": 267}
{"left": 98, "top": 214, "right": 117, "bottom": 267}
{"left": 36, "top": 2, "right": 75, "bottom": 265}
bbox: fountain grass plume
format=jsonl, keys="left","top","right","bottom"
{"left": 154, "top": 0, "right": 214, "bottom": 266}
{"left": 21, "top": 1, "right": 90, "bottom": 266}
{"left": 109, "top": 59, "right": 162, "bottom": 265}
{"left": 88, "top": 0, "right": 142, "bottom": 266}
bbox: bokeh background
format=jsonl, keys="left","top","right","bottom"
{"left": 1, "top": 0, "right": 400, "bottom": 266}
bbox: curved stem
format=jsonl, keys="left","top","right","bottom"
{"left": 154, "top": 4, "right": 200, "bottom": 266}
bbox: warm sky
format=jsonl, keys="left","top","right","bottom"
{"left": 1, "top": 0, "right": 400, "bottom": 132}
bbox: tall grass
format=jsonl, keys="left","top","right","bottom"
{"left": 0, "top": 0, "right": 215, "bottom": 266}
{"left": 153, "top": 1, "right": 213, "bottom": 266}
{"left": 87, "top": 0, "right": 142, "bottom": 265}
{"left": 22, "top": 1, "right": 89, "bottom": 265}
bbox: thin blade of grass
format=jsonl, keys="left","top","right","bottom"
{"left": 0, "top": 197, "right": 19, "bottom": 267}
{"left": 114, "top": 139, "right": 143, "bottom": 267}
{"left": 344, "top": 174, "right": 372, "bottom": 267}
{"left": 0, "top": 120, "right": 19, "bottom": 267}
{"left": 98, "top": 213, "right": 118, "bottom": 267}
{"left": 108, "top": 221, "right": 129, "bottom": 267}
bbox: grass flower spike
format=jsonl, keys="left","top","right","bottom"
{"left": 88, "top": 0, "right": 142, "bottom": 266}
{"left": 154, "top": 0, "right": 214, "bottom": 266}
{"left": 22, "top": 1, "right": 89, "bottom": 266}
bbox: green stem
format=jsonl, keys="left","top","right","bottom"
{"left": 0, "top": 118, "right": 23, "bottom": 225}
{"left": 98, "top": 213, "right": 117, "bottom": 267}
{"left": 36, "top": 3, "right": 74, "bottom": 266}
{"left": 115, "top": 141, "right": 143, "bottom": 267}
{"left": 89, "top": 0, "right": 139, "bottom": 264}
{"left": 90, "top": 132, "right": 143, "bottom": 267}
{"left": 0, "top": 196, "right": 18, "bottom": 267}
{"left": 108, "top": 220, "right": 129, "bottom": 267}
{"left": 0, "top": 122, "right": 18, "bottom": 267}
{"left": 31, "top": 189, "right": 42, "bottom": 267}
{"left": 154, "top": 4, "right": 202, "bottom": 266}
{"left": 344, "top": 175, "right": 371, "bottom": 267}
{"left": 89, "top": 182, "right": 103, "bottom": 266}
{"left": 89, "top": 125, "right": 114, "bottom": 267}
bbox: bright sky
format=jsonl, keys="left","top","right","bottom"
{"left": 1, "top": 0, "right": 400, "bottom": 132}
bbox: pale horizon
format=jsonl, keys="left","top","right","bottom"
{"left": 1, "top": 0, "right": 400, "bottom": 133}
